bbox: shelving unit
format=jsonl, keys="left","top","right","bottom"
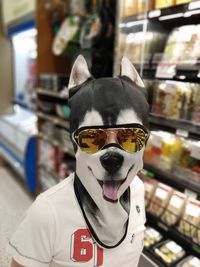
{"left": 117, "top": 0, "right": 200, "bottom": 265}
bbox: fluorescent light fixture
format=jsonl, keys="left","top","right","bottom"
{"left": 188, "top": 0, "right": 200, "bottom": 10}
{"left": 159, "top": 13, "right": 183, "bottom": 21}
{"left": 184, "top": 9, "right": 200, "bottom": 17}
{"left": 149, "top": 9, "right": 161, "bottom": 18}
{"left": 126, "top": 19, "right": 148, "bottom": 27}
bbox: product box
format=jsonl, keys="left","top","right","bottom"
{"left": 176, "top": 255, "right": 200, "bottom": 267}
{"left": 154, "top": 240, "right": 185, "bottom": 265}
{"left": 178, "top": 198, "right": 200, "bottom": 243}
{"left": 122, "top": 0, "right": 138, "bottom": 16}
{"left": 176, "top": 0, "right": 192, "bottom": 5}
{"left": 144, "top": 227, "right": 163, "bottom": 248}
{"left": 148, "top": 183, "right": 173, "bottom": 217}
{"left": 137, "top": 0, "right": 154, "bottom": 13}
{"left": 143, "top": 176, "right": 158, "bottom": 207}
{"left": 161, "top": 191, "right": 187, "bottom": 226}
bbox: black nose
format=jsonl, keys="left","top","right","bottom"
{"left": 100, "top": 152, "right": 124, "bottom": 173}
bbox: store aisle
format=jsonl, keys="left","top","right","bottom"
{"left": 0, "top": 165, "right": 33, "bottom": 267}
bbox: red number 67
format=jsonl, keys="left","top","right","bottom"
{"left": 71, "top": 229, "right": 103, "bottom": 266}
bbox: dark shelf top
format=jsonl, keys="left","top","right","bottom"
{"left": 149, "top": 114, "right": 200, "bottom": 140}
{"left": 144, "top": 163, "right": 200, "bottom": 196}
{"left": 37, "top": 88, "right": 68, "bottom": 100}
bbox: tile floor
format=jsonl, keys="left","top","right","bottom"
{"left": 0, "top": 164, "right": 33, "bottom": 267}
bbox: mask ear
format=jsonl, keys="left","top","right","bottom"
{"left": 121, "top": 57, "right": 144, "bottom": 88}
{"left": 68, "top": 55, "right": 91, "bottom": 89}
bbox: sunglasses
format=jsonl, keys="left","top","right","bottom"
{"left": 73, "top": 124, "right": 149, "bottom": 154}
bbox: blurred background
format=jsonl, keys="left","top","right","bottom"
{"left": 0, "top": 0, "right": 199, "bottom": 266}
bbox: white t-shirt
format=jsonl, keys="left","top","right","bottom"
{"left": 8, "top": 173, "right": 146, "bottom": 267}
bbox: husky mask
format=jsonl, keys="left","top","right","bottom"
{"left": 68, "top": 55, "right": 149, "bottom": 248}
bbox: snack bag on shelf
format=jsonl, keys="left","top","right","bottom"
{"left": 144, "top": 227, "right": 163, "bottom": 248}
{"left": 155, "top": 0, "right": 175, "bottom": 9}
{"left": 178, "top": 198, "right": 200, "bottom": 244}
{"left": 176, "top": 255, "right": 200, "bottom": 267}
{"left": 161, "top": 190, "right": 187, "bottom": 226}
{"left": 148, "top": 183, "right": 173, "bottom": 217}
{"left": 143, "top": 175, "right": 158, "bottom": 207}
{"left": 154, "top": 240, "right": 185, "bottom": 265}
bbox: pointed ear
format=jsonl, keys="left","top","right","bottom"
{"left": 68, "top": 55, "right": 91, "bottom": 89}
{"left": 121, "top": 57, "right": 144, "bottom": 87}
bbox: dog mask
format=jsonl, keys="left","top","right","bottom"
{"left": 68, "top": 55, "right": 149, "bottom": 247}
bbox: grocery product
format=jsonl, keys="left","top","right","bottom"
{"left": 176, "top": 256, "right": 200, "bottom": 267}
{"left": 156, "top": 25, "right": 200, "bottom": 78}
{"left": 143, "top": 176, "right": 158, "bottom": 207}
{"left": 176, "top": 0, "right": 192, "bottom": 4}
{"left": 148, "top": 183, "right": 173, "bottom": 217}
{"left": 161, "top": 191, "right": 187, "bottom": 226}
{"left": 138, "top": 0, "right": 154, "bottom": 13}
{"left": 178, "top": 198, "right": 200, "bottom": 244}
{"left": 173, "top": 140, "right": 200, "bottom": 183}
{"left": 151, "top": 81, "right": 193, "bottom": 120}
{"left": 154, "top": 240, "right": 185, "bottom": 265}
{"left": 144, "top": 227, "right": 163, "bottom": 248}
{"left": 122, "top": 0, "right": 138, "bottom": 16}
{"left": 155, "top": 0, "right": 175, "bottom": 9}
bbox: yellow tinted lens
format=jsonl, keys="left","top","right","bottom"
{"left": 77, "top": 129, "right": 107, "bottom": 154}
{"left": 117, "top": 128, "right": 147, "bottom": 153}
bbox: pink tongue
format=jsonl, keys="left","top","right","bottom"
{"left": 103, "top": 181, "right": 120, "bottom": 201}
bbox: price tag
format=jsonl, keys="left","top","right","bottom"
{"left": 176, "top": 129, "right": 189, "bottom": 138}
{"left": 146, "top": 228, "right": 160, "bottom": 238}
{"left": 156, "top": 63, "right": 176, "bottom": 79}
{"left": 148, "top": 10, "right": 161, "bottom": 18}
{"left": 155, "top": 188, "right": 168, "bottom": 200}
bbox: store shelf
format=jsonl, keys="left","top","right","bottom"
{"left": 38, "top": 163, "right": 62, "bottom": 183}
{"left": 37, "top": 112, "right": 69, "bottom": 129}
{"left": 121, "top": 1, "right": 200, "bottom": 24}
{"left": 144, "top": 163, "right": 200, "bottom": 196}
{"left": 38, "top": 132, "right": 74, "bottom": 157}
{"left": 149, "top": 114, "right": 200, "bottom": 140}
{"left": 37, "top": 88, "right": 68, "bottom": 100}
{"left": 146, "top": 212, "right": 200, "bottom": 259}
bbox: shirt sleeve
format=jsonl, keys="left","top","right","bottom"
{"left": 7, "top": 195, "right": 56, "bottom": 267}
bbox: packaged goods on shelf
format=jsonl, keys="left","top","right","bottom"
{"left": 173, "top": 140, "right": 200, "bottom": 183}
{"left": 144, "top": 132, "right": 200, "bottom": 183}
{"left": 39, "top": 140, "right": 59, "bottom": 172}
{"left": 161, "top": 191, "right": 187, "bottom": 226}
{"left": 151, "top": 81, "right": 194, "bottom": 121}
{"left": 137, "top": 0, "right": 155, "bottom": 13}
{"left": 176, "top": 0, "right": 192, "bottom": 4}
{"left": 56, "top": 103, "right": 70, "bottom": 119}
{"left": 176, "top": 255, "right": 200, "bottom": 267}
{"left": 156, "top": 25, "right": 200, "bottom": 78}
{"left": 121, "top": 0, "right": 138, "bottom": 16}
{"left": 154, "top": 240, "right": 185, "bottom": 265}
{"left": 148, "top": 182, "right": 173, "bottom": 217}
{"left": 143, "top": 175, "right": 158, "bottom": 207}
{"left": 144, "top": 131, "right": 180, "bottom": 171}
{"left": 155, "top": 0, "right": 175, "bottom": 9}
{"left": 39, "top": 74, "right": 68, "bottom": 92}
{"left": 39, "top": 169, "right": 57, "bottom": 191}
{"left": 124, "top": 32, "right": 166, "bottom": 66}
{"left": 144, "top": 227, "right": 163, "bottom": 248}
{"left": 178, "top": 198, "right": 200, "bottom": 244}
{"left": 58, "top": 151, "right": 75, "bottom": 179}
